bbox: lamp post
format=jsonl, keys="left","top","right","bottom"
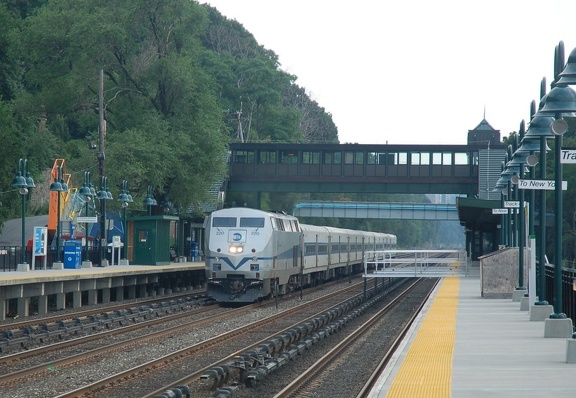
{"left": 536, "top": 41, "right": 576, "bottom": 328}
{"left": 501, "top": 148, "right": 519, "bottom": 247}
{"left": 78, "top": 171, "right": 94, "bottom": 266}
{"left": 494, "top": 167, "right": 512, "bottom": 248}
{"left": 508, "top": 128, "right": 529, "bottom": 295}
{"left": 49, "top": 165, "right": 68, "bottom": 267}
{"left": 97, "top": 176, "right": 113, "bottom": 267}
{"left": 538, "top": 86, "right": 576, "bottom": 319}
{"left": 143, "top": 185, "right": 157, "bottom": 216}
{"left": 523, "top": 98, "right": 554, "bottom": 305}
{"left": 12, "top": 159, "right": 35, "bottom": 271}
{"left": 117, "top": 180, "right": 133, "bottom": 265}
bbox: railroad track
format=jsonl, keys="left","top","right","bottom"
{"left": 0, "top": 290, "right": 210, "bottom": 334}
{"left": 274, "top": 278, "right": 438, "bottom": 398}
{"left": 58, "top": 281, "right": 370, "bottom": 397}
{"left": 0, "top": 278, "right": 374, "bottom": 397}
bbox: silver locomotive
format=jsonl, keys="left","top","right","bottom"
{"left": 204, "top": 207, "right": 396, "bottom": 303}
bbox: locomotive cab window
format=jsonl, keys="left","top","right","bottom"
{"left": 240, "top": 217, "right": 265, "bottom": 228}
{"left": 212, "top": 217, "right": 237, "bottom": 227}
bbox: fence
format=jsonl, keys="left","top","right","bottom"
{"left": 543, "top": 265, "right": 576, "bottom": 323}
{"left": 363, "top": 249, "right": 469, "bottom": 277}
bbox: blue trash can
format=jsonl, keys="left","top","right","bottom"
{"left": 190, "top": 242, "right": 199, "bottom": 262}
{"left": 63, "top": 240, "right": 82, "bottom": 269}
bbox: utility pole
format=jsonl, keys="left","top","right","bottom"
{"left": 98, "top": 70, "right": 108, "bottom": 266}
{"left": 99, "top": 69, "right": 106, "bottom": 177}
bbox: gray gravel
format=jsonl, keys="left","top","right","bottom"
{"left": 1, "top": 283, "right": 362, "bottom": 398}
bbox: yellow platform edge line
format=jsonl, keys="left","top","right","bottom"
{"left": 385, "top": 278, "right": 460, "bottom": 398}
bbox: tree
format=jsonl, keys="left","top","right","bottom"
{"left": 12, "top": 0, "right": 229, "bottom": 212}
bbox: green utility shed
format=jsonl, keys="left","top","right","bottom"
{"left": 130, "top": 215, "right": 178, "bottom": 265}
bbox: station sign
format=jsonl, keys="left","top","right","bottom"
{"left": 504, "top": 201, "right": 519, "bottom": 208}
{"left": 561, "top": 149, "right": 576, "bottom": 164}
{"left": 77, "top": 216, "right": 98, "bottom": 223}
{"left": 518, "top": 179, "right": 567, "bottom": 190}
{"left": 492, "top": 209, "right": 508, "bottom": 214}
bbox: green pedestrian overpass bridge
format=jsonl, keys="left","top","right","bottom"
{"left": 292, "top": 201, "right": 458, "bottom": 220}
{"left": 226, "top": 141, "right": 506, "bottom": 197}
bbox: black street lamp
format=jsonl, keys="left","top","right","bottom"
{"left": 494, "top": 163, "right": 511, "bottom": 247}
{"left": 539, "top": 85, "right": 576, "bottom": 319}
{"left": 97, "top": 176, "right": 113, "bottom": 266}
{"left": 143, "top": 185, "right": 157, "bottom": 216}
{"left": 11, "top": 159, "right": 35, "bottom": 268}
{"left": 117, "top": 180, "right": 133, "bottom": 264}
{"left": 49, "top": 165, "right": 68, "bottom": 265}
{"left": 531, "top": 41, "right": 576, "bottom": 325}
{"left": 522, "top": 98, "right": 554, "bottom": 305}
{"left": 508, "top": 127, "right": 530, "bottom": 294}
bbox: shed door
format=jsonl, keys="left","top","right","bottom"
{"left": 134, "top": 227, "right": 155, "bottom": 265}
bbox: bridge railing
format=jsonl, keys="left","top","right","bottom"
{"left": 363, "top": 249, "right": 469, "bottom": 278}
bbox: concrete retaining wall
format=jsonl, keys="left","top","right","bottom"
{"left": 479, "top": 247, "right": 528, "bottom": 298}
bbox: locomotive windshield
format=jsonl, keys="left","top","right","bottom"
{"left": 212, "top": 217, "right": 237, "bottom": 227}
{"left": 240, "top": 217, "right": 265, "bottom": 228}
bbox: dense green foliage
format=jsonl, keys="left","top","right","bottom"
{"left": 0, "top": 0, "right": 459, "bottom": 249}
{"left": 0, "top": 0, "right": 337, "bottom": 221}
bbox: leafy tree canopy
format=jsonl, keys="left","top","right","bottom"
{"left": 0, "top": 0, "right": 338, "bottom": 226}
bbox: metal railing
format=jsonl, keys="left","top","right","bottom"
{"left": 543, "top": 265, "right": 576, "bottom": 324}
{"left": 363, "top": 249, "right": 469, "bottom": 277}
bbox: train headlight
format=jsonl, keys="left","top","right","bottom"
{"left": 229, "top": 245, "right": 244, "bottom": 254}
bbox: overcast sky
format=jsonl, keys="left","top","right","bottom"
{"left": 202, "top": 0, "right": 576, "bottom": 145}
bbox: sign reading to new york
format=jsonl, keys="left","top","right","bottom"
{"left": 518, "top": 179, "right": 567, "bottom": 190}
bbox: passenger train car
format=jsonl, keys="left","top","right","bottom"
{"left": 204, "top": 207, "right": 397, "bottom": 303}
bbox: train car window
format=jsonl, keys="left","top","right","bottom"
{"left": 318, "top": 244, "right": 328, "bottom": 254}
{"left": 240, "top": 217, "right": 265, "bottom": 228}
{"left": 212, "top": 217, "right": 236, "bottom": 227}
{"left": 283, "top": 220, "right": 292, "bottom": 232}
{"left": 276, "top": 219, "right": 285, "bottom": 231}
{"left": 305, "top": 243, "right": 316, "bottom": 255}
{"left": 340, "top": 244, "right": 347, "bottom": 251}
{"left": 332, "top": 243, "right": 339, "bottom": 253}
{"left": 293, "top": 220, "right": 301, "bottom": 231}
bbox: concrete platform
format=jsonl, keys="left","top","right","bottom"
{"left": 0, "top": 262, "right": 205, "bottom": 320}
{"left": 369, "top": 274, "right": 576, "bottom": 397}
